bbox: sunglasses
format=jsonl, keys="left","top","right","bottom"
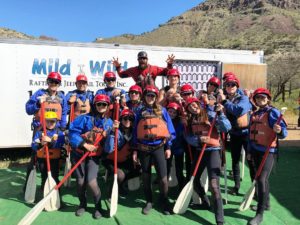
{"left": 122, "top": 116, "right": 134, "bottom": 121}
{"left": 96, "top": 102, "right": 108, "bottom": 107}
{"left": 46, "top": 120, "right": 56, "bottom": 123}
{"left": 181, "top": 92, "right": 192, "bottom": 96}
{"left": 48, "top": 79, "right": 60, "bottom": 85}
{"left": 138, "top": 57, "right": 147, "bottom": 60}
{"left": 146, "top": 93, "right": 156, "bottom": 98}
{"left": 225, "top": 83, "right": 236, "bottom": 87}
{"left": 208, "top": 83, "right": 218, "bottom": 87}
{"left": 130, "top": 91, "right": 140, "bottom": 95}
{"left": 105, "top": 78, "right": 116, "bottom": 82}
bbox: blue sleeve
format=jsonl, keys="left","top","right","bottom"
{"left": 65, "top": 91, "right": 75, "bottom": 113}
{"left": 104, "top": 129, "right": 125, "bottom": 153}
{"left": 216, "top": 113, "right": 232, "bottom": 133}
{"left": 59, "top": 92, "right": 68, "bottom": 129}
{"left": 25, "top": 89, "right": 43, "bottom": 115}
{"left": 184, "top": 133, "right": 200, "bottom": 147}
{"left": 31, "top": 131, "right": 42, "bottom": 151}
{"left": 54, "top": 131, "right": 65, "bottom": 148}
{"left": 269, "top": 108, "right": 288, "bottom": 139}
{"left": 162, "top": 107, "right": 176, "bottom": 149}
{"left": 69, "top": 115, "right": 92, "bottom": 149}
{"left": 223, "top": 95, "right": 251, "bottom": 117}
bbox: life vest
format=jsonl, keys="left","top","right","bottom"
{"left": 250, "top": 110, "right": 277, "bottom": 148}
{"left": 74, "top": 98, "right": 91, "bottom": 118}
{"left": 37, "top": 148, "right": 61, "bottom": 159}
{"left": 76, "top": 126, "right": 104, "bottom": 156}
{"left": 137, "top": 109, "right": 170, "bottom": 141}
{"left": 35, "top": 94, "right": 62, "bottom": 121}
{"left": 191, "top": 121, "right": 220, "bottom": 147}
{"left": 107, "top": 142, "right": 131, "bottom": 163}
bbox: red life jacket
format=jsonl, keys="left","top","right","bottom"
{"left": 137, "top": 110, "right": 170, "bottom": 141}
{"left": 191, "top": 121, "right": 220, "bottom": 147}
{"left": 35, "top": 94, "right": 62, "bottom": 121}
{"left": 250, "top": 110, "right": 277, "bottom": 148}
{"left": 107, "top": 142, "right": 131, "bottom": 163}
{"left": 74, "top": 98, "right": 91, "bottom": 118}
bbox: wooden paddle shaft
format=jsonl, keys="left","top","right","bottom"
{"left": 114, "top": 98, "right": 120, "bottom": 175}
{"left": 254, "top": 114, "right": 284, "bottom": 180}
{"left": 192, "top": 115, "right": 217, "bottom": 177}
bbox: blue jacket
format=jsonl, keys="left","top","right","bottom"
{"left": 65, "top": 89, "right": 94, "bottom": 113}
{"left": 184, "top": 111, "right": 232, "bottom": 151}
{"left": 104, "top": 127, "right": 132, "bottom": 154}
{"left": 69, "top": 114, "right": 113, "bottom": 151}
{"left": 126, "top": 100, "right": 143, "bottom": 116}
{"left": 32, "top": 128, "right": 65, "bottom": 152}
{"left": 222, "top": 92, "right": 252, "bottom": 136}
{"left": 25, "top": 89, "right": 68, "bottom": 129}
{"left": 133, "top": 105, "right": 176, "bottom": 149}
{"left": 170, "top": 119, "right": 186, "bottom": 156}
{"left": 248, "top": 106, "right": 288, "bottom": 153}
{"left": 95, "top": 87, "right": 128, "bottom": 103}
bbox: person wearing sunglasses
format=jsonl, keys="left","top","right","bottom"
{"left": 132, "top": 85, "right": 176, "bottom": 215}
{"left": 25, "top": 72, "right": 68, "bottom": 192}
{"left": 247, "top": 88, "right": 287, "bottom": 225}
{"left": 158, "top": 68, "right": 182, "bottom": 107}
{"left": 218, "top": 76, "right": 255, "bottom": 196}
{"left": 112, "top": 51, "right": 175, "bottom": 88}
{"left": 65, "top": 74, "right": 94, "bottom": 120}
{"left": 103, "top": 109, "right": 141, "bottom": 197}
{"left": 183, "top": 97, "right": 231, "bottom": 225}
{"left": 69, "top": 94, "right": 113, "bottom": 219}
{"left": 199, "top": 76, "right": 221, "bottom": 109}
{"left": 125, "top": 84, "right": 144, "bottom": 115}
{"left": 95, "top": 71, "right": 128, "bottom": 117}
{"left": 31, "top": 111, "right": 65, "bottom": 200}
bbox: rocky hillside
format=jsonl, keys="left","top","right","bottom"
{"left": 0, "top": 27, "right": 34, "bottom": 40}
{"left": 96, "top": 0, "right": 300, "bottom": 55}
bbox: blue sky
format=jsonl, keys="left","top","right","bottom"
{"left": 0, "top": 0, "right": 202, "bottom": 42}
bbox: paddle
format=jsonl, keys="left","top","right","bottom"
{"left": 64, "top": 102, "right": 75, "bottom": 188}
{"left": 221, "top": 132, "right": 228, "bottom": 204}
{"left": 24, "top": 158, "right": 37, "bottom": 203}
{"left": 41, "top": 102, "right": 60, "bottom": 212}
{"left": 110, "top": 96, "right": 120, "bottom": 217}
{"left": 239, "top": 107, "right": 287, "bottom": 211}
{"left": 18, "top": 134, "right": 103, "bottom": 225}
{"left": 241, "top": 147, "right": 246, "bottom": 181}
{"left": 173, "top": 114, "right": 218, "bottom": 214}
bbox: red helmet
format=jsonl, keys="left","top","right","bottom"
{"left": 120, "top": 109, "right": 134, "bottom": 118}
{"left": 185, "top": 97, "right": 200, "bottom": 110}
{"left": 93, "top": 94, "right": 110, "bottom": 104}
{"left": 167, "top": 102, "right": 181, "bottom": 111}
{"left": 224, "top": 77, "right": 240, "bottom": 88}
{"left": 167, "top": 68, "right": 180, "bottom": 77}
{"left": 223, "top": 72, "right": 236, "bottom": 81}
{"left": 129, "top": 84, "right": 142, "bottom": 95}
{"left": 143, "top": 85, "right": 159, "bottom": 96}
{"left": 253, "top": 88, "right": 271, "bottom": 100}
{"left": 180, "top": 84, "right": 195, "bottom": 95}
{"left": 207, "top": 76, "right": 221, "bottom": 87}
{"left": 76, "top": 74, "right": 88, "bottom": 82}
{"left": 47, "top": 72, "right": 62, "bottom": 82}
{"left": 104, "top": 71, "right": 116, "bottom": 81}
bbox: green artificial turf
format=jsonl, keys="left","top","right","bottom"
{"left": 0, "top": 147, "right": 299, "bottom": 225}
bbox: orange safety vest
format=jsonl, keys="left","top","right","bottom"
{"left": 75, "top": 127, "right": 104, "bottom": 156}
{"left": 137, "top": 111, "right": 170, "bottom": 141}
{"left": 74, "top": 98, "right": 91, "bottom": 118}
{"left": 236, "top": 113, "right": 249, "bottom": 129}
{"left": 250, "top": 111, "right": 277, "bottom": 148}
{"left": 35, "top": 95, "right": 62, "bottom": 121}
{"left": 107, "top": 142, "right": 131, "bottom": 163}
{"left": 37, "top": 148, "right": 61, "bottom": 159}
{"left": 191, "top": 121, "right": 220, "bottom": 147}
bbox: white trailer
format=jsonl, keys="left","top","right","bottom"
{"left": 0, "top": 38, "right": 266, "bottom": 148}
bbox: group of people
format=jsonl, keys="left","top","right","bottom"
{"left": 25, "top": 51, "right": 287, "bottom": 225}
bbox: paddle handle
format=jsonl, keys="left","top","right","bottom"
{"left": 254, "top": 113, "right": 284, "bottom": 180}
{"left": 55, "top": 133, "right": 103, "bottom": 190}
{"left": 221, "top": 132, "right": 226, "bottom": 166}
{"left": 192, "top": 114, "right": 217, "bottom": 177}
{"left": 114, "top": 97, "right": 120, "bottom": 174}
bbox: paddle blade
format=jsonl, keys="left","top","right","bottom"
{"left": 173, "top": 176, "right": 194, "bottom": 214}
{"left": 168, "top": 158, "right": 178, "bottom": 187}
{"left": 63, "top": 155, "right": 72, "bottom": 187}
{"left": 44, "top": 173, "right": 60, "bottom": 211}
{"left": 18, "top": 190, "right": 55, "bottom": 225}
{"left": 110, "top": 174, "right": 118, "bottom": 217}
{"left": 128, "top": 177, "right": 140, "bottom": 191}
{"left": 24, "top": 166, "right": 37, "bottom": 203}
{"left": 223, "top": 163, "right": 228, "bottom": 205}
{"left": 239, "top": 181, "right": 256, "bottom": 211}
